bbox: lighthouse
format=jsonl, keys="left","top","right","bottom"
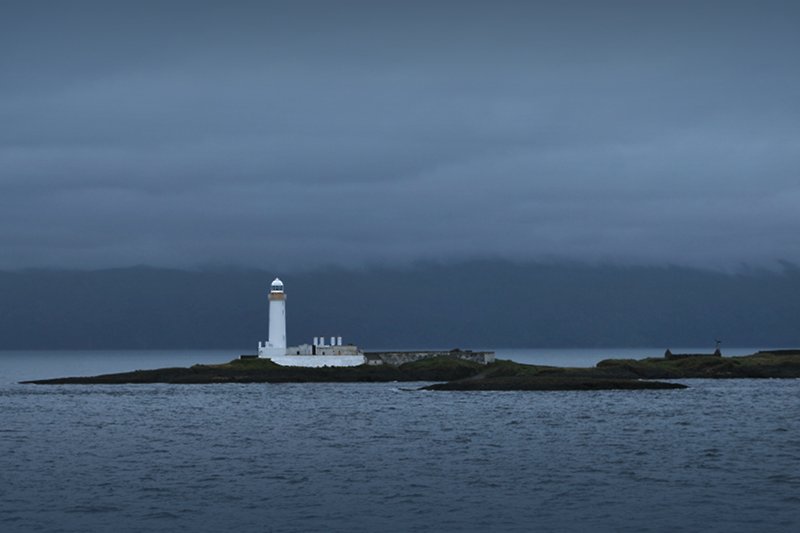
{"left": 258, "top": 277, "right": 287, "bottom": 357}
{"left": 250, "top": 276, "right": 492, "bottom": 367}
{"left": 255, "top": 276, "right": 366, "bottom": 366}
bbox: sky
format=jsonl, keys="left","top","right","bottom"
{"left": 1, "top": 1, "right": 798, "bottom": 271}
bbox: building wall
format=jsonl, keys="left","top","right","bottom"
{"left": 314, "top": 345, "right": 361, "bottom": 356}
{"left": 285, "top": 344, "right": 362, "bottom": 356}
{"left": 258, "top": 341, "right": 284, "bottom": 358}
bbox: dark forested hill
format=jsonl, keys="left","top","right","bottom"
{"left": 1, "top": 262, "right": 798, "bottom": 349}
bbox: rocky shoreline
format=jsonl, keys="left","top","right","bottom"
{"left": 20, "top": 350, "right": 800, "bottom": 391}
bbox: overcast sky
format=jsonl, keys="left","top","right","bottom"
{"left": 1, "top": 1, "right": 798, "bottom": 270}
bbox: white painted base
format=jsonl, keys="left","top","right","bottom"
{"left": 269, "top": 355, "right": 366, "bottom": 367}
{"left": 259, "top": 341, "right": 289, "bottom": 358}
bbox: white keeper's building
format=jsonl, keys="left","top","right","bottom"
{"left": 257, "top": 278, "right": 366, "bottom": 367}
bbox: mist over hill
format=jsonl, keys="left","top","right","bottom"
{"left": 1, "top": 261, "right": 799, "bottom": 350}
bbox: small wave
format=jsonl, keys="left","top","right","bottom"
{"left": 65, "top": 505, "right": 122, "bottom": 514}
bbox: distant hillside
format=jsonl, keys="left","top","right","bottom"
{"left": 1, "top": 261, "right": 799, "bottom": 349}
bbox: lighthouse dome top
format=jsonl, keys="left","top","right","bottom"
{"left": 270, "top": 278, "right": 284, "bottom": 292}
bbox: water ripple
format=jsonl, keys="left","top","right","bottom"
{"left": 0, "top": 378, "right": 798, "bottom": 532}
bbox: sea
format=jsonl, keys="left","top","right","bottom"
{"left": 1, "top": 348, "right": 798, "bottom": 533}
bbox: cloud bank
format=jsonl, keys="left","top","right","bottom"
{"left": 1, "top": 1, "right": 798, "bottom": 270}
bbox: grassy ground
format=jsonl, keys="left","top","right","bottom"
{"left": 596, "top": 353, "right": 800, "bottom": 378}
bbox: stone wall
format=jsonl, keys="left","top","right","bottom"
{"left": 269, "top": 355, "right": 366, "bottom": 367}
{"left": 364, "top": 350, "right": 495, "bottom": 366}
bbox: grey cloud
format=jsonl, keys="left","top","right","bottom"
{"left": 1, "top": 1, "right": 799, "bottom": 270}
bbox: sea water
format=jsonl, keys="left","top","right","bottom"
{"left": 1, "top": 350, "right": 798, "bottom": 532}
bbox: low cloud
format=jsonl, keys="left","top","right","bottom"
{"left": 1, "top": 1, "right": 798, "bottom": 270}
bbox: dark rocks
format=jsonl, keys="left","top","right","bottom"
{"left": 423, "top": 377, "right": 686, "bottom": 391}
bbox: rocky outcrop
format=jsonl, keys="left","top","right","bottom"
{"left": 424, "top": 377, "right": 685, "bottom": 391}
{"left": 596, "top": 352, "right": 800, "bottom": 379}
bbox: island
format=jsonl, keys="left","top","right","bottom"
{"left": 20, "top": 349, "right": 800, "bottom": 391}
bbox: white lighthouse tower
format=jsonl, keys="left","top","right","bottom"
{"left": 258, "top": 277, "right": 286, "bottom": 357}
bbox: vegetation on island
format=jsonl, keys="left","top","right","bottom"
{"left": 594, "top": 351, "right": 800, "bottom": 379}
{"left": 21, "top": 356, "right": 487, "bottom": 385}
{"left": 20, "top": 350, "right": 800, "bottom": 390}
